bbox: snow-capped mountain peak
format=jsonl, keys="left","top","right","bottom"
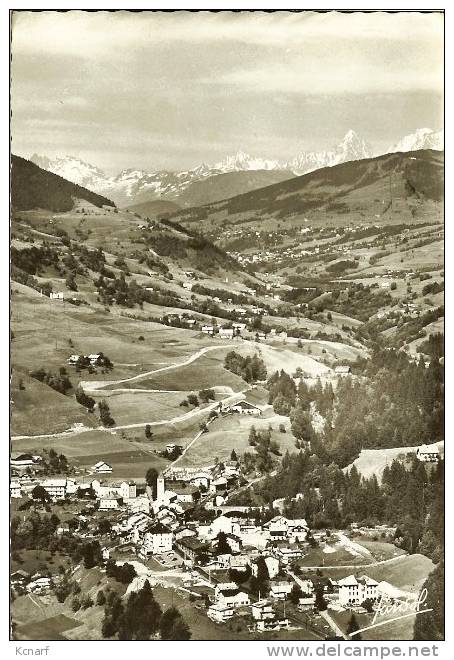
{"left": 30, "top": 154, "right": 107, "bottom": 189}
{"left": 29, "top": 128, "right": 443, "bottom": 207}
{"left": 388, "top": 128, "right": 444, "bottom": 154}
{"left": 336, "top": 129, "right": 372, "bottom": 160}
{"left": 288, "top": 130, "right": 372, "bottom": 174}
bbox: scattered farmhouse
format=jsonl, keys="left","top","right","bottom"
{"left": 416, "top": 444, "right": 441, "bottom": 462}
{"left": 334, "top": 365, "right": 352, "bottom": 376}
{"left": 91, "top": 461, "right": 113, "bottom": 474}
{"left": 227, "top": 400, "right": 262, "bottom": 416}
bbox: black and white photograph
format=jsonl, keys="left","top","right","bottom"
{"left": 8, "top": 6, "right": 445, "bottom": 646}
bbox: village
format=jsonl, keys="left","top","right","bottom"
{"left": 10, "top": 418, "right": 441, "bottom": 640}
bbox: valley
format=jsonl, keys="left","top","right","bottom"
{"left": 10, "top": 147, "right": 444, "bottom": 643}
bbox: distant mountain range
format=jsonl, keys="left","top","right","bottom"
{"left": 30, "top": 128, "right": 443, "bottom": 208}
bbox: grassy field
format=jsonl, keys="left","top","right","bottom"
{"left": 123, "top": 351, "right": 247, "bottom": 391}
{"left": 178, "top": 411, "right": 297, "bottom": 468}
{"left": 15, "top": 613, "right": 83, "bottom": 641}
{"left": 350, "top": 539, "right": 407, "bottom": 562}
{"left": 11, "top": 371, "right": 95, "bottom": 436}
{"left": 297, "top": 545, "right": 369, "bottom": 569}
{"left": 11, "top": 282, "right": 213, "bottom": 376}
{"left": 11, "top": 427, "right": 167, "bottom": 482}
{"left": 329, "top": 608, "right": 417, "bottom": 641}
{"left": 231, "top": 341, "right": 333, "bottom": 377}
{"left": 90, "top": 390, "right": 195, "bottom": 425}
{"left": 364, "top": 554, "right": 435, "bottom": 593}
{"left": 11, "top": 549, "right": 71, "bottom": 576}
{"left": 330, "top": 604, "right": 426, "bottom": 641}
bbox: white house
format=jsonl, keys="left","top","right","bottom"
{"left": 215, "top": 583, "right": 250, "bottom": 608}
{"left": 125, "top": 495, "right": 150, "bottom": 514}
{"left": 225, "top": 533, "right": 242, "bottom": 554}
{"left": 230, "top": 554, "right": 251, "bottom": 572}
{"left": 27, "top": 576, "right": 51, "bottom": 593}
{"left": 227, "top": 400, "right": 262, "bottom": 416}
{"left": 219, "top": 327, "right": 234, "bottom": 340}
{"left": 274, "top": 547, "right": 304, "bottom": 563}
{"left": 10, "top": 481, "right": 22, "bottom": 498}
{"left": 264, "top": 516, "right": 308, "bottom": 543}
{"left": 210, "top": 477, "right": 228, "bottom": 495}
{"left": 257, "top": 618, "right": 289, "bottom": 632}
{"left": 334, "top": 365, "right": 352, "bottom": 376}
{"left": 416, "top": 444, "right": 441, "bottom": 462}
{"left": 91, "top": 461, "right": 113, "bottom": 474}
{"left": 41, "top": 479, "right": 67, "bottom": 499}
{"left": 140, "top": 524, "right": 173, "bottom": 556}
{"left": 202, "top": 325, "right": 215, "bottom": 335}
{"left": 190, "top": 472, "right": 211, "bottom": 490}
{"left": 270, "top": 581, "right": 293, "bottom": 600}
{"left": 99, "top": 497, "right": 121, "bottom": 510}
{"left": 50, "top": 292, "right": 64, "bottom": 300}
{"left": 10, "top": 454, "right": 41, "bottom": 469}
{"left": 175, "top": 526, "right": 198, "bottom": 541}
{"left": 338, "top": 574, "right": 379, "bottom": 606}
{"left": 298, "top": 596, "right": 316, "bottom": 610}
{"left": 173, "top": 485, "right": 200, "bottom": 504}
{"left": 251, "top": 600, "right": 275, "bottom": 621}
{"left": 207, "top": 603, "right": 234, "bottom": 623}
{"left": 121, "top": 481, "right": 137, "bottom": 499}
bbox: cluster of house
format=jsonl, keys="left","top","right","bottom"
{"left": 67, "top": 352, "right": 107, "bottom": 367}
{"left": 205, "top": 571, "right": 406, "bottom": 628}
{"left": 208, "top": 584, "right": 289, "bottom": 631}
{"left": 11, "top": 570, "right": 53, "bottom": 595}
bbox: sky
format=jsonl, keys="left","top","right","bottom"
{"left": 11, "top": 10, "right": 444, "bottom": 173}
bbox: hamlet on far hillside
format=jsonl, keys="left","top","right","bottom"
{"left": 9, "top": 9, "right": 444, "bottom": 644}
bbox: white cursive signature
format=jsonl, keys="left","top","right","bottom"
{"left": 349, "top": 588, "right": 433, "bottom": 637}
{"left": 372, "top": 588, "right": 429, "bottom": 624}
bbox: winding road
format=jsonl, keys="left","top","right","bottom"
{"left": 11, "top": 344, "right": 241, "bottom": 441}
{"left": 79, "top": 344, "right": 236, "bottom": 392}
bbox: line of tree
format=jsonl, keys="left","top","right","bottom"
{"left": 224, "top": 351, "right": 267, "bottom": 383}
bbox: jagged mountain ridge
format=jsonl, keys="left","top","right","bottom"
{"left": 387, "top": 128, "right": 444, "bottom": 154}
{"left": 30, "top": 128, "right": 443, "bottom": 208}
